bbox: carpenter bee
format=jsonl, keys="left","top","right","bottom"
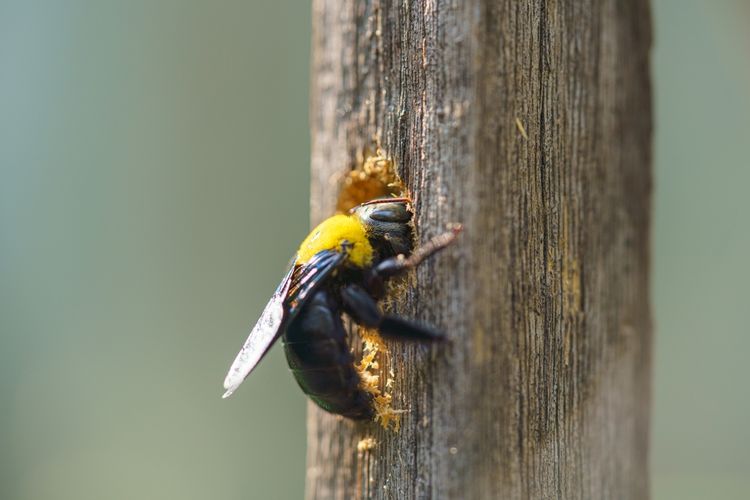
{"left": 222, "top": 198, "right": 460, "bottom": 419}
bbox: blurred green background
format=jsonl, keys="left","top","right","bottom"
{"left": 1, "top": 1, "right": 748, "bottom": 499}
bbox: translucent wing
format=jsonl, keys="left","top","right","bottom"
{"left": 222, "top": 250, "right": 345, "bottom": 398}
{"left": 222, "top": 264, "right": 294, "bottom": 399}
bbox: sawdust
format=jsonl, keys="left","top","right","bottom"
{"left": 338, "top": 149, "right": 409, "bottom": 431}
{"left": 357, "top": 437, "right": 377, "bottom": 452}
{"left": 335, "top": 150, "right": 406, "bottom": 213}
{"left": 355, "top": 328, "right": 404, "bottom": 431}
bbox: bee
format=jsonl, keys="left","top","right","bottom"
{"left": 222, "top": 198, "right": 460, "bottom": 419}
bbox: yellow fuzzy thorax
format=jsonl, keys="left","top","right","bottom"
{"left": 296, "top": 214, "right": 373, "bottom": 267}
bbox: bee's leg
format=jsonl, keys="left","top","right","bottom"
{"left": 341, "top": 284, "right": 444, "bottom": 341}
{"left": 340, "top": 284, "right": 381, "bottom": 327}
{"left": 365, "top": 225, "right": 462, "bottom": 295}
{"left": 379, "top": 316, "right": 446, "bottom": 341}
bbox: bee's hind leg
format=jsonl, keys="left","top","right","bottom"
{"left": 379, "top": 315, "right": 446, "bottom": 342}
{"left": 341, "top": 284, "right": 444, "bottom": 342}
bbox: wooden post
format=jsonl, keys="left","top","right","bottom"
{"left": 307, "top": 1, "right": 652, "bottom": 498}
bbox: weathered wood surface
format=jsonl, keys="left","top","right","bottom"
{"left": 307, "top": 1, "right": 652, "bottom": 498}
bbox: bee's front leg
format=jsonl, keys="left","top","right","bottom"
{"left": 366, "top": 225, "right": 462, "bottom": 291}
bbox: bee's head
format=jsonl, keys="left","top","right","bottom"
{"left": 351, "top": 198, "right": 414, "bottom": 259}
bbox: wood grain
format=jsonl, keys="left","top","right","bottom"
{"left": 307, "top": 1, "right": 652, "bottom": 498}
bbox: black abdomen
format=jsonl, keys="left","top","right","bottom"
{"left": 282, "top": 290, "right": 373, "bottom": 419}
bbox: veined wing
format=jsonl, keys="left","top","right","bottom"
{"left": 222, "top": 264, "right": 294, "bottom": 398}
{"left": 222, "top": 249, "right": 345, "bottom": 398}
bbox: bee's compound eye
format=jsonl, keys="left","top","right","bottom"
{"left": 369, "top": 205, "right": 411, "bottom": 223}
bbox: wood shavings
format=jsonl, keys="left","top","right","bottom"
{"left": 355, "top": 328, "right": 404, "bottom": 431}
{"left": 335, "top": 150, "right": 406, "bottom": 213}
{"left": 357, "top": 437, "right": 377, "bottom": 452}
{"left": 334, "top": 149, "right": 408, "bottom": 431}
